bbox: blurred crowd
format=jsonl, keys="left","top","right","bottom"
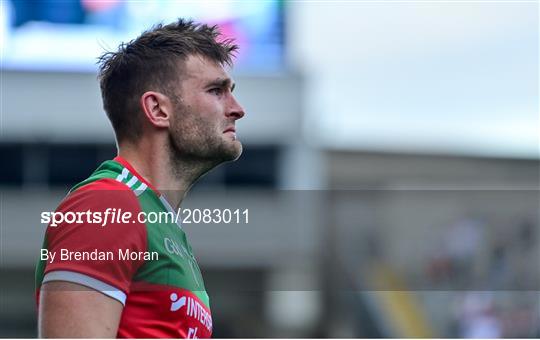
{"left": 426, "top": 214, "right": 539, "bottom": 337}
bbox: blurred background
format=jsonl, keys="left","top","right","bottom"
{"left": 1, "top": 0, "right": 539, "bottom": 337}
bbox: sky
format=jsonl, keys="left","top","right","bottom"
{"left": 290, "top": 1, "right": 538, "bottom": 158}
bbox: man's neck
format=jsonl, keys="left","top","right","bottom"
{"left": 117, "top": 143, "right": 208, "bottom": 209}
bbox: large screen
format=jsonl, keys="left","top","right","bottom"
{"left": 0, "top": 0, "right": 284, "bottom": 72}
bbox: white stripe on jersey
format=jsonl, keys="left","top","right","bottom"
{"left": 126, "top": 176, "right": 138, "bottom": 188}
{"left": 134, "top": 182, "right": 147, "bottom": 196}
{"left": 115, "top": 168, "right": 129, "bottom": 183}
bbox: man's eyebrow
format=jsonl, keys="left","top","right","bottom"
{"left": 206, "top": 78, "right": 236, "bottom": 91}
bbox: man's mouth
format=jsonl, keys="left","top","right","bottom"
{"left": 223, "top": 127, "right": 237, "bottom": 139}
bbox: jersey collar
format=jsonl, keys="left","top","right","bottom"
{"left": 113, "top": 156, "right": 161, "bottom": 196}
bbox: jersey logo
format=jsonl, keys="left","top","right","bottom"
{"left": 164, "top": 237, "right": 188, "bottom": 258}
{"left": 169, "top": 293, "right": 213, "bottom": 333}
{"left": 170, "top": 293, "right": 186, "bottom": 312}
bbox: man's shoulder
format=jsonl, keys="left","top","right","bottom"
{"left": 58, "top": 178, "right": 141, "bottom": 214}
{"left": 67, "top": 159, "right": 124, "bottom": 193}
{"left": 77, "top": 177, "right": 133, "bottom": 192}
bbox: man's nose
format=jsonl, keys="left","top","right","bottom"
{"left": 227, "top": 95, "right": 245, "bottom": 120}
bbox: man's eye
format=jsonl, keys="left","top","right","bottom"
{"left": 209, "top": 88, "right": 223, "bottom": 95}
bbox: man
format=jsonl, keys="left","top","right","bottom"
{"left": 36, "top": 19, "right": 245, "bottom": 338}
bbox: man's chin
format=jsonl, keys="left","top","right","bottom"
{"left": 225, "top": 142, "right": 243, "bottom": 162}
{"left": 216, "top": 139, "right": 242, "bottom": 162}
{"left": 205, "top": 139, "right": 242, "bottom": 163}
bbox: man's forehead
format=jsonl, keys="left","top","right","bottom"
{"left": 182, "top": 54, "right": 231, "bottom": 83}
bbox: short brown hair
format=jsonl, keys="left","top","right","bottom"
{"left": 97, "top": 19, "right": 238, "bottom": 143}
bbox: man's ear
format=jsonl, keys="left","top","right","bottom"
{"left": 140, "top": 91, "right": 173, "bottom": 128}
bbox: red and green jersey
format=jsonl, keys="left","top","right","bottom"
{"left": 35, "top": 156, "right": 212, "bottom": 338}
